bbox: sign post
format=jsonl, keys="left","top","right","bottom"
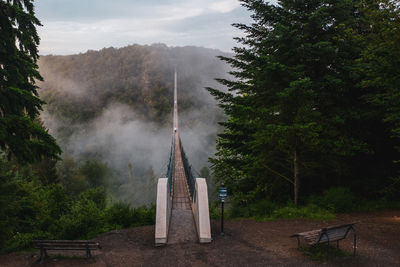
{"left": 218, "top": 184, "right": 227, "bottom": 235}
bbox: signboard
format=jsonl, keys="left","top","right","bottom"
{"left": 218, "top": 187, "right": 227, "bottom": 202}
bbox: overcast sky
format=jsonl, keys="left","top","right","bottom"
{"left": 35, "top": 0, "right": 263, "bottom": 55}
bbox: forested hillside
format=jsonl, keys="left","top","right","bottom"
{"left": 38, "top": 44, "right": 230, "bottom": 206}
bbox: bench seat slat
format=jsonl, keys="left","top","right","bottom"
{"left": 33, "top": 242, "right": 98, "bottom": 246}
{"left": 34, "top": 245, "right": 99, "bottom": 249}
{"left": 33, "top": 241, "right": 98, "bottom": 244}
{"left": 33, "top": 247, "right": 99, "bottom": 250}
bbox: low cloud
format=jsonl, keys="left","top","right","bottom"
{"left": 36, "top": 0, "right": 253, "bottom": 55}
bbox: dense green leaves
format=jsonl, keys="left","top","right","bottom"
{"left": 0, "top": 0, "right": 61, "bottom": 163}
{"left": 208, "top": 0, "right": 400, "bottom": 207}
{"left": 0, "top": 156, "right": 155, "bottom": 253}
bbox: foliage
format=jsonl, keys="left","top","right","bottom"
{"left": 308, "top": 187, "right": 357, "bottom": 213}
{"left": 58, "top": 191, "right": 107, "bottom": 239}
{"left": 224, "top": 198, "right": 335, "bottom": 221}
{"left": 0, "top": 156, "right": 155, "bottom": 254}
{"left": 227, "top": 199, "right": 277, "bottom": 219}
{"left": 269, "top": 205, "right": 336, "bottom": 221}
{"left": 209, "top": 202, "right": 223, "bottom": 219}
{"left": 79, "top": 160, "right": 109, "bottom": 188}
{"left": 0, "top": 0, "right": 61, "bottom": 163}
{"left": 57, "top": 156, "right": 110, "bottom": 197}
{"left": 38, "top": 45, "right": 230, "bottom": 127}
{"left": 207, "top": 0, "right": 400, "bottom": 207}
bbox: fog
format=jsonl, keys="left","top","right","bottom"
{"left": 39, "top": 44, "right": 231, "bottom": 206}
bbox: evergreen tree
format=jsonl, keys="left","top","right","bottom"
{"left": 0, "top": 0, "right": 61, "bottom": 163}
{"left": 208, "top": 0, "right": 376, "bottom": 205}
{"left": 352, "top": 0, "right": 400, "bottom": 199}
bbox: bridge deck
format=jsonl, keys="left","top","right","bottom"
{"left": 167, "top": 68, "right": 197, "bottom": 244}
{"left": 172, "top": 136, "right": 191, "bottom": 210}
{"left": 168, "top": 135, "right": 197, "bottom": 243}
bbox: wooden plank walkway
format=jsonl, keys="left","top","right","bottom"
{"left": 167, "top": 69, "right": 197, "bottom": 244}
{"left": 172, "top": 136, "right": 191, "bottom": 210}
{"left": 168, "top": 134, "right": 197, "bottom": 244}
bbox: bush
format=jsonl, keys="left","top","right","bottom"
{"left": 309, "top": 187, "right": 357, "bottom": 213}
{"left": 249, "top": 199, "right": 277, "bottom": 218}
{"left": 106, "top": 202, "right": 135, "bottom": 228}
{"left": 227, "top": 198, "right": 277, "bottom": 218}
{"left": 0, "top": 156, "right": 156, "bottom": 254}
{"left": 79, "top": 187, "right": 107, "bottom": 209}
{"left": 130, "top": 205, "right": 155, "bottom": 227}
{"left": 270, "top": 205, "right": 336, "bottom": 220}
{"left": 59, "top": 197, "right": 106, "bottom": 240}
{"left": 209, "top": 202, "right": 222, "bottom": 219}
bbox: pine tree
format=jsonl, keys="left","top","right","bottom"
{"left": 208, "top": 0, "right": 368, "bottom": 205}
{"left": 0, "top": 0, "right": 61, "bottom": 163}
{"left": 356, "top": 0, "right": 400, "bottom": 146}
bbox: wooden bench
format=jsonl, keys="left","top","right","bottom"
{"left": 290, "top": 222, "right": 357, "bottom": 260}
{"left": 32, "top": 240, "right": 101, "bottom": 263}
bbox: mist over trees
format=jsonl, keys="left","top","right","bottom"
{"left": 208, "top": 0, "right": 400, "bottom": 212}
{"left": 37, "top": 44, "right": 231, "bottom": 206}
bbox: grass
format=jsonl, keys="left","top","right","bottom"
{"left": 253, "top": 205, "right": 336, "bottom": 221}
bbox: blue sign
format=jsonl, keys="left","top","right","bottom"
{"left": 218, "top": 187, "right": 227, "bottom": 202}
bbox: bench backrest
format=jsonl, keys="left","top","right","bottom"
{"left": 318, "top": 225, "right": 352, "bottom": 243}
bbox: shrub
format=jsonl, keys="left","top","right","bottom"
{"left": 79, "top": 187, "right": 107, "bottom": 210}
{"left": 130, "top": 205, "right": 156, "bottom": 226}
{"left": 309, "top": 187, "right": 357, "bottom": 213}
{"left": 106, "top": 202, "right": 135, "bottom": 228}
{"left": 226, "top": 198, "right": 276, "bottom": 218}
{"left": 270, "top": 205, "right": 336, "bottom": 220}
{"left": 58, "top": 189, "right": 108, "bottom": 239}
{"left": 249, "top": 199, "right": 276, "bottom": 218}
{"left": 58, "top": 198, "right": 106, "bottom": 240}
{"left": 227, "top": 202, "right": 251, "bottom": 218}
{"left": 209, "top": 202, "right": 222, "bottom": 219}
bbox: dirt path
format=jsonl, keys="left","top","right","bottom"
{"left": 1, "top": 210, "right": 399, "bottom": 266}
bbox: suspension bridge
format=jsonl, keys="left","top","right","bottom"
{"left": 155, "top": 69, "right": 211, "bottom": 245}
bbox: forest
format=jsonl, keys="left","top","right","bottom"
{"left": 208, "top": 0, "right": 400, "bottom": 217}
{"left": 1, "top": 0, "right": 400, "bottom": 255}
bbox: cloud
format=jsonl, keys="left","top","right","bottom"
{"left": 209, "top": 0, "right": 241, "bottom": 13}
{"left": 35, "top": 0, "right": 252, "bottom": 55}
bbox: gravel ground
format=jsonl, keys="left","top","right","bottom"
{"left": 1, "top": 210, "right": 399, "bottom": 266}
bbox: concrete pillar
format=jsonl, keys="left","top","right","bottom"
{"left": 155, "top": 178, "right": 171, "bottom": 245}
{"left": 192, "top": 178, "right": 212, "bottom": 243}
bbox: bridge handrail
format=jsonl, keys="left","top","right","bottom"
{"left": 166, "top": 136, "right": 174, "bottom": 193}
{"left": 179, "top": 137, "right": 196, "bottom": 199}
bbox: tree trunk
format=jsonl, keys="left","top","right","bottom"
{"left": 294, "top": 149, "right": 299, "bottom": 206}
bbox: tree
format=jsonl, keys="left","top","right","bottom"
{"left": 208, "top": 0, "right": 374, "bottom": 205}
{"left": 352, "top": 0, "right": 400, "bottom": 199}
{"left": 0, "top": 0, "right": 61, "bottom": 163}
{"left": 356, "top": 0, "right": 400, "bottom": 146}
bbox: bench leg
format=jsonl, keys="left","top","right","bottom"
{"left": 86, "top": 248, "right": 91, "bottom": 258}
{"left": 85, "top": 241, "right": 92, "bottom": 258}
{"left": 296, "top": 237, "right": 301, "bottom": 250}
{"left": 327, "top": 239, "right": 330, "bottom": 261}
{"left": 40, "top": 247, "right": 46, "bottom": 263}
{"left": 353, "top": 230, "right": 357, "bottom": 256}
